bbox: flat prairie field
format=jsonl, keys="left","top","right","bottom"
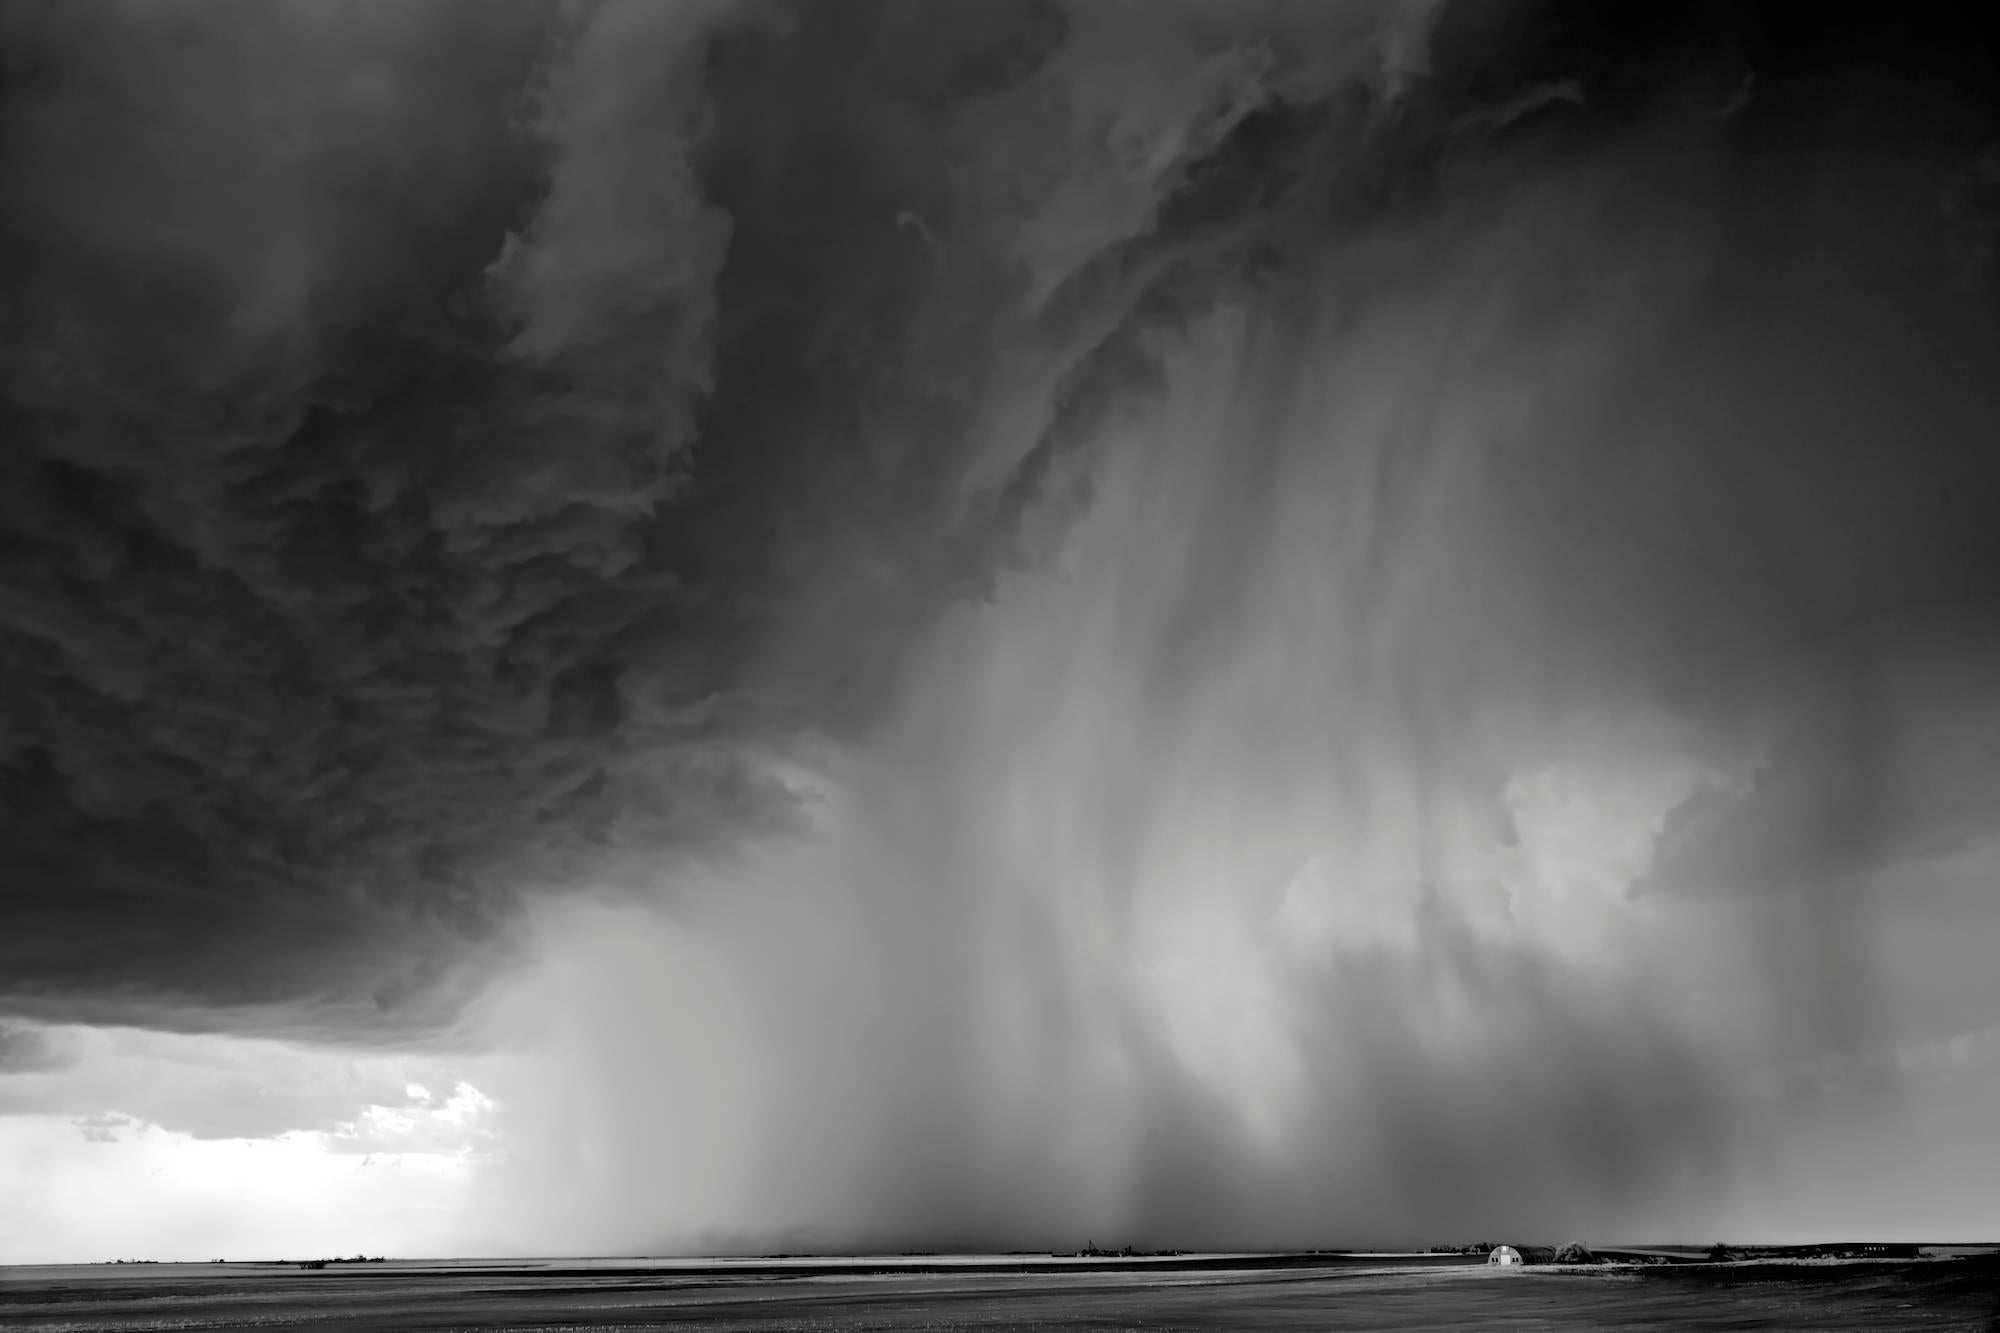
{"left": 4, "top": 1252, "right": 1997, "bottom": 1331}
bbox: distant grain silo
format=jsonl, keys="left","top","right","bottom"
{"left": 1487, "top": 1245, "right": 1524, "bottom": 1266}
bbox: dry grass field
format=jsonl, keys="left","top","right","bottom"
{"left": 4, "top": 1251, "right": 1997, "bottom": 1331}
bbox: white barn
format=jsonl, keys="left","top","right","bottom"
{"left": 1487, "top": 1245, "right": 1524, "bottom": 1266}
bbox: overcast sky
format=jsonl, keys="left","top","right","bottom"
{"left": 4, "top": 0, "right": 2000, "bottom": 1263}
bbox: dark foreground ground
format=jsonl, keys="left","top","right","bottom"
{"left": 4, "top": 1252, "right": 1998, "bottom": 1332}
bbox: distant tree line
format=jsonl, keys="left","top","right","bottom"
{"left": 296, "top": 1255, "right": 388, "bottom": 1269}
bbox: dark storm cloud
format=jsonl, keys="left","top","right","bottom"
{"left": 5, "top": 0, "right": 2000, "bottom": 1083}
{"left": 0, "top": 0, "right": 885, "bottom": 1032}
{"left": 0, "top": 0, "right": 1444, "bottom": 1036}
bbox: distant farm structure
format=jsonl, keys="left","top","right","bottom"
{"left": 1488, "top": 1245, "right": 1524, "bottom": 1266}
